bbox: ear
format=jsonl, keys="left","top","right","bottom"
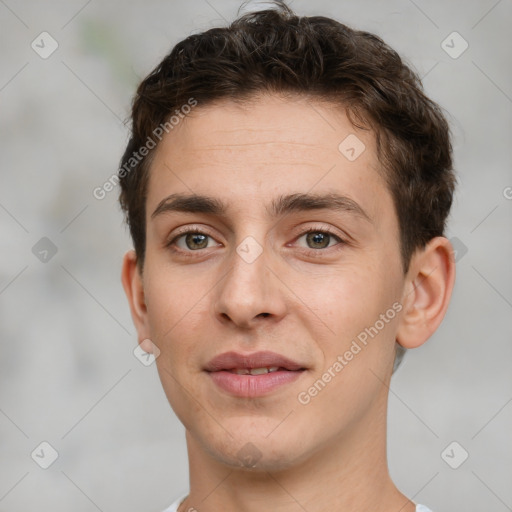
{"left": 121, "top": 250, "right": 151, "bottom": 345}
{"left": 396, "top": 236, "right": 455, "bottom": 349}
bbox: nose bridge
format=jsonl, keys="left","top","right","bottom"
{"left": 214, "top": 233, "right": 286, "bottom": 327}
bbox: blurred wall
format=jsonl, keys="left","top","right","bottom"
{"left": 0, "top": 1, "right": 511, "bottom": 511}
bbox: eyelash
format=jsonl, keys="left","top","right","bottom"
{"left": 165, "top": 225, "right": 346, "bottom": 258}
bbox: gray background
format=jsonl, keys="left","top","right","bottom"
{"left": 0, "top": 0, "right": 511, "bottom": 511}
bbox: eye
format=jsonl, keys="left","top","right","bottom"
{"left": 168, "top": 230, "right": 220, "bottom": 251}
{"left": 294, "top": 228, "right": 344, "bottom": 251}
{"left": 165, "top": 226, "right": 345, "bottom": 256}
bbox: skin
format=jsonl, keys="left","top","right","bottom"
{"left": 122, "top": 94, "right": 455, "bottom": 512}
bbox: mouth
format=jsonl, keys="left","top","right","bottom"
{"left": 204, "top": 351, "right": 307, "bottom": 398}
{"left": 224, "top": 366, "right": 293, "bottom": 375}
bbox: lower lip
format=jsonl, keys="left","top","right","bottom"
{"left": 207, "top": 370, "right": 304, "bottom": 398}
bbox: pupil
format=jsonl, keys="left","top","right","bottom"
{"left": 307, "top": 232, "right": 329, "bottom": 249}
{"left": 184, "top": 232, "right": 330, "bottom": 250}
{"left": 186, "top": 233, "right": 208, "bottom": 249}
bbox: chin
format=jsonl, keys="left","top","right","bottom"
{"left": 196, "top": 422, "right": 314, "bottom": 472}
{"left": 214, "top": 444, "right": 310, "bottom": 473}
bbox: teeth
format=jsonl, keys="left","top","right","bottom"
{"left": 233, "top": 368, "right": 250, "bottom": 375}
{"left": 250, "top": 367, "right": 271, "bottom": 375}
{"left": 231, "top": 366, "right": 280, "bottom": 375}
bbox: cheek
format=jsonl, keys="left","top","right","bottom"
{"left": 295, "top": 261, "right": 393, "bottom": 337}
{"left": 143, "top": 264, "right": 210, "bottom": 358}
{"left": 145, "top": 272, "right": 210, "bottom": 425}
{"left": 300, "top": 259, "right": 403, "bottom": 376}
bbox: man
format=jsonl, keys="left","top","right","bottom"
{"left": 119, "top": 3, "right": 455, "bottom": 511}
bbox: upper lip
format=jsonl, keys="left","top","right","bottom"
{"left": 204, "top": 351, "right": 305, "bottom": 372}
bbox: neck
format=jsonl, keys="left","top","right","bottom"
{"left": 178, "top": 388, "right": 414, "bottom": 512}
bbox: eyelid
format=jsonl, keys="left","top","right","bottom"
{"left": 165, "top": 223, "right": 347, "bottom": 255}
{"left": 165, "top": 224, "right": 221, "bottom": 248}
{"left": 289, "top": 224, "right": 346, "bottom": 253}
{"left": 290, "top": 221, "right": 346, "bottom": 240}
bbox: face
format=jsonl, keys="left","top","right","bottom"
{"left": 135, "top": 94, "right": 407, "bottom": 470}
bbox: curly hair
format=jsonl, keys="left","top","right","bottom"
{"left": 119, "top": 2, "right": 455, "bottom": 275}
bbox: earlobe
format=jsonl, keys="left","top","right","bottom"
{"left": 121, "top": 250, "right": 151, "bottom": 343}
{"left": 396, "top": 237, "right": 456, "bottom": 349}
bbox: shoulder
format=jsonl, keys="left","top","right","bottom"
{"left": 161, "top": 496, "right": 432, "bottom": 512}
{"left": 161, "top": 494, "right": 188, "bottom": 512}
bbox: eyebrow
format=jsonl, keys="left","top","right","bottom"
{"left": 151, "top": 192, "right": 371, "bottom": 222}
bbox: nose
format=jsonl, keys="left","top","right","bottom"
{"left": 213, "top": 239, "right": 288, "bottom": 330}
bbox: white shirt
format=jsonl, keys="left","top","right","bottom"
{"left": 162, "top": 494, "right": 433, "bottom": 511}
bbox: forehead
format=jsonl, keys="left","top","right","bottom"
{"left": 146, "top": 94, "right": 389, "bottom": 222}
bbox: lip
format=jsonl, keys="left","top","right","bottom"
{"left": 204, "top": 350, "right": 307, "bottom": 398}
{"left": 204, "top": 350, "right": 305, "bottom": 372}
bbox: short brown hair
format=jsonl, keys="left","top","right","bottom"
{"left": 118, "top": 2, "right": 455, "bottom": 272}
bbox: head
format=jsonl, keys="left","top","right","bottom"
{"left": 120, "top": 3, "right": 455, "bottom": 472}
